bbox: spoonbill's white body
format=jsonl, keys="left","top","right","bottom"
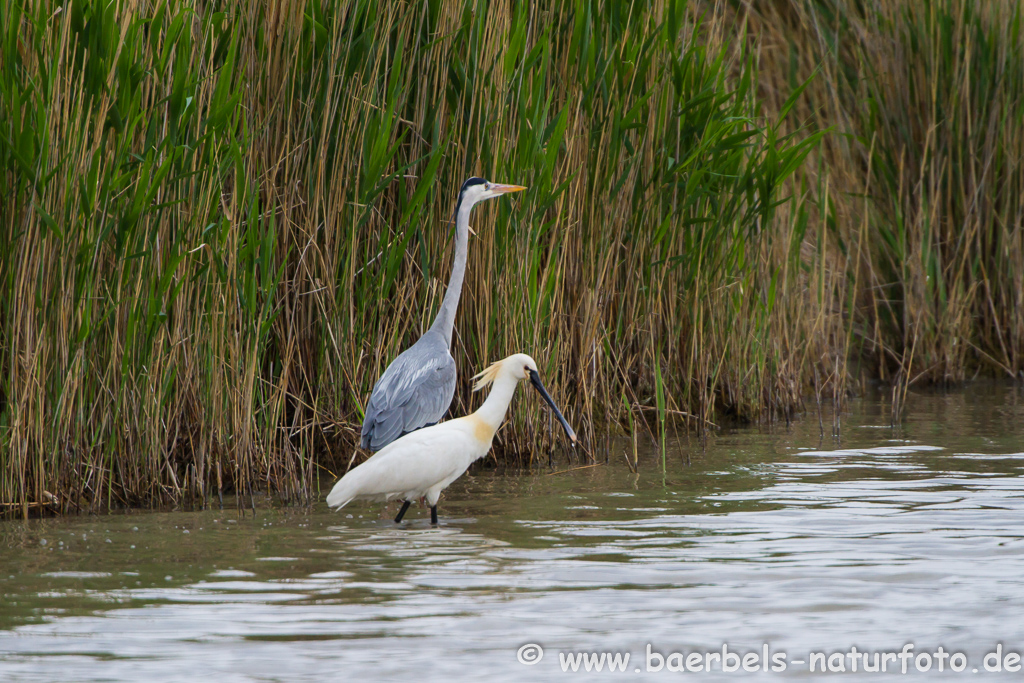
{"left": 327, "top": 353, "right": 576, "bottom": 524}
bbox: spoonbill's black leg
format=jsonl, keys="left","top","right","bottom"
{"left": 430, "top": 505, "right": 438, "bottom": 525}
{"left": 394, "top": 500, "right": 411, "bottom": 523}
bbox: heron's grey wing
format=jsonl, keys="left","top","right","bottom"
{"left": 360, "top": 341, "right": 457, "bottom": 451}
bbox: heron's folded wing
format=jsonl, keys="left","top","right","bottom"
{"left": 361, "top": 345, "right": 457, "bottom": 451}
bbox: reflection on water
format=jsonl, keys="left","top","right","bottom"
{"left": 1, "top": 385, "right": 1024, "bottom": 681}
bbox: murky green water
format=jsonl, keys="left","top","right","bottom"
{"left": 2, "top": 385, "right": 1024, "bottom": 681}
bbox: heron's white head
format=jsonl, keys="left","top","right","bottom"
{"left": 472, "top": 353, "right": 577, "bottom": 443}
{"left": 458, "top": 177, "right": 526, "bottom": 211}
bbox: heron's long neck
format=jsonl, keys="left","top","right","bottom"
{"left": 474, "top": 375, "right": 519, "bottom": 431}
{"left": 428, "top": 199, "right": 473, "bottom": 347}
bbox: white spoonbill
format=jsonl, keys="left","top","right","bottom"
{"left": 327, "top": 353, "right": 576, "bottom": 524}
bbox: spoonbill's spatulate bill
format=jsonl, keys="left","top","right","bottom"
{"left": 329, "top": 353, "right": 576, "bottom": 524}
{"left": 359, "top": 178, "right": 526, "bottom": 452}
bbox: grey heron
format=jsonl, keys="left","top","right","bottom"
{"left": 330, "top": 353, "right": 577, "bottom": 523}
{"left": 359, "top": 177, "right": 526, "bottom": 451}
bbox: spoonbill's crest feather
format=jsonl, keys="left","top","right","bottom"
{"left": 471, "top": 360, "right": 504, "bottom": 392}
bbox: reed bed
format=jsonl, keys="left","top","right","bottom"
{"left": 1, "top": 0, "right": 1021, "bottom": 514}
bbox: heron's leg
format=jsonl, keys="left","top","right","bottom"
{"left": 394, "top": 500, "right": 411, "bottom": 523}
{"left": 430, "top": 505, "right": 438, "bottom": 525}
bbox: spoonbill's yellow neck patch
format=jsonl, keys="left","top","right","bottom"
{"left": 466, "top": 414, "right": 496, "bottom": 443}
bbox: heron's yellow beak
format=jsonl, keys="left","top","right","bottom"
{"left": 490, "top": 183, "right": 527, "bottom": 194}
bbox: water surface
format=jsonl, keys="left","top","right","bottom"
{"left": 2, "top": 385, "right": 1024, "bottom": 680}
